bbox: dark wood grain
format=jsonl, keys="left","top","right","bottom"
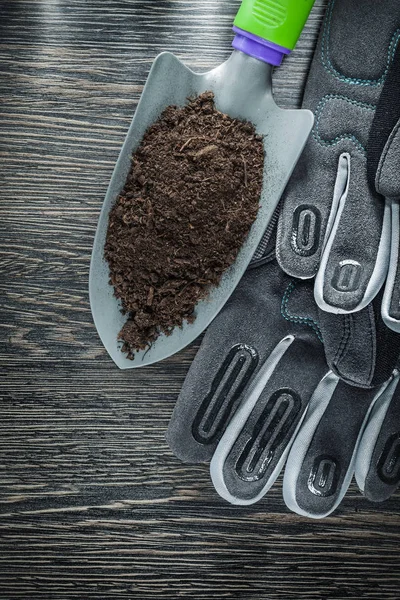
{"left": 1, "top": 1, "right": 399, "bottom": 598}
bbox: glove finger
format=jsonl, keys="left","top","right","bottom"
{"left": 367, "top": 40, "right": 400, "bottom": 330}
{"left": 319, "top": 291, "right": 400, "bottom": 389}
{"left": 355, "top": 371, "right": 400, "bottom": 502}
{"left": 277, "top": 101, "right": 382, "bottom": 285}
{"left": 314, "top": 152, "right": 390, "bottom": 314}
{"left": 166, "top": 261, "right": 318, "bottom": 463}
{"left": 210, "top": 336, "right": 327, "bottom": 506}
{"left": 283, "top": 375, "right": 390, "bottom": 519}
{"left": 367, "top": 38, "right": 400, "bottom": 199}
{"left": 382, "top": 201, "right": 400, "bottom": 332}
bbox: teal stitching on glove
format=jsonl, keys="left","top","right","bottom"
{"left": 281, "top": 282, "right": 323, "bottom": 342}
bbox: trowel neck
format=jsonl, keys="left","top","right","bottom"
{"left": 232, "top": 26, "right": 290, "bottom": 67}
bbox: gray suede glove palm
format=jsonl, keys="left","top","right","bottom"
{"left": 167, "top": 0, "right": 400, "bottom": 518}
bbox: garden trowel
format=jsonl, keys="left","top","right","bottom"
{"left": 90, "top": 0, "right": 316, "bottom": 368}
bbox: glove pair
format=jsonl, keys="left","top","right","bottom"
{"left": 167, "top": 0, "right": 400, "bottom": 518}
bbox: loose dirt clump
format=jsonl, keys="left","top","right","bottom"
{"left": 105, "top": 92, "right": 264, "bottom": 358}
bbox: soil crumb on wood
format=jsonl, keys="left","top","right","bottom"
{"left": 105, "top": 92, "right": 264, "bottom": 358}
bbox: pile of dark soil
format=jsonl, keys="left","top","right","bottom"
{"left": 105, "top": 92, "right": 264, "bottom": 358}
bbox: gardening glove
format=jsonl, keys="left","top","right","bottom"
{"left": 354, "top": 33, "right": 400, "bottom": 503}
{"left": 167, "top": 0, "right": 400, "bottom": 517}
{"left": 277, "top": 0, "right": 400, "bottom": 320}
{"left": 275, "top": 0, "right": 400, "bottom": 506}
{"left": 167, "top": 229, "right": 400, "bottom": 517}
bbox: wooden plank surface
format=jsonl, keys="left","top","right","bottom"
{"left": 1, "top": 0, "right": 399, "bottom": 598}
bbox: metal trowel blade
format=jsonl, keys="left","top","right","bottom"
{"left": 90, "top": 50, "right": 314, "bottom": 369}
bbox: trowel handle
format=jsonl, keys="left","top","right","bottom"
{"left": 233, "top": 0, "right": 315, "bottom": 66}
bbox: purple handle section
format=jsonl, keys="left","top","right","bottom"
{"left": 232, "top": 26, "right": 291, "bottom": 66}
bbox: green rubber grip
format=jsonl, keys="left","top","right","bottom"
{"left": 234, "top": 0, "right": 315, "bottom": 51}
